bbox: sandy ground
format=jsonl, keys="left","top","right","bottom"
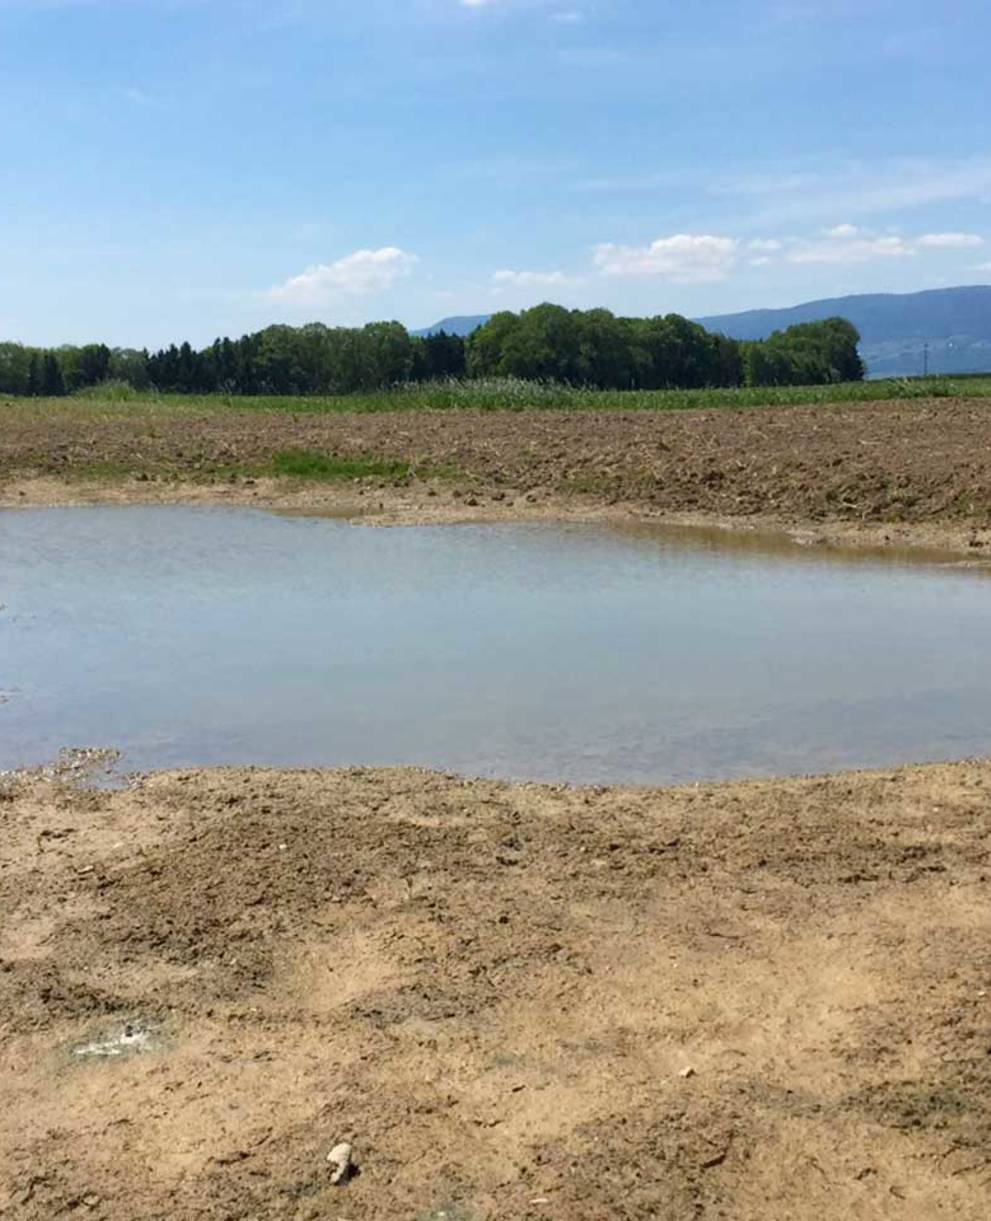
{"left": 2, "top": 762, "right": 990, "bottom": 1220}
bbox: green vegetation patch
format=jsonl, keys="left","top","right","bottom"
{"left": 17, "top": 372, "right": 989, "bottom": 421}
{"left": 6, "top": 373, "right": 991, "bottom": 435}
{"left": 71, "top": 459, "right": 137, "bottom": 481}
{"left": 268, "top": 450, "right": 413, "bottom": 481}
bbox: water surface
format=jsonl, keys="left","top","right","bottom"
{"left": 2, "top": 506, "right": 989, "bottom": 784}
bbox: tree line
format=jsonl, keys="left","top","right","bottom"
{"left": 468, "top": 306, "right": 863, "bottom": 388}
{"left": 0, "top": 306, "right": 863, "bottom": 397}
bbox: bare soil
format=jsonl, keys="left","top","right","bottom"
{"left": 3, "top": 397, "right": 991, "bottom": 554}
{"left": 2, "top": 762, "right": 991, "bottom": 1219}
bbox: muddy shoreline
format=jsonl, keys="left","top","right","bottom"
{"left": 4, "top": 474, "right": 991, "bottom": 563}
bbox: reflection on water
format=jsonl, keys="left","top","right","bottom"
{"left": 1, "top": 506, "right": 989, "bottom": 784}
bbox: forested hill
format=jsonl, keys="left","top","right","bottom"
{"left": 699, "top": 286, "right": 991, "bottom": 378}
{"left": 417, "top": 286, "right": 991, "bottom": 378}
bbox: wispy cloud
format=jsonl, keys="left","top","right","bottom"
{"left": 492, "top": 268, "right": 571, "bottom": 287}
{"left": 557, "top": 45, "right": 627, "bottom": 66}
{"left": 916, "top": 232, "right": 985, "bottom": 249}
{"left": 787, "top": 227, "right": 984, "bottom": 264}
{"left": 458, "top": 1, "right": 583, "bottom": 14}
{"left": 120, "top": 86, "right": 163, "bottom": 109}
{"left": 731, "top": 158, "right": 991, "bottom": 225}
{"left": 453, "top": 153, "right": 576, "bottom": 185}
{"left": 268, "top": 247, "right": 417, "bottom": 305}
{"left": 574, "top": 156, "right": 991, "bottom": 229}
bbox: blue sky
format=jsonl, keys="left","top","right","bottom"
{"left": 2, "top": 0, "right": 990, "bottom": 347}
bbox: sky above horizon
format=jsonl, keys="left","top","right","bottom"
{"left": 2, "top": 0, "right": 990, "bottom": 348}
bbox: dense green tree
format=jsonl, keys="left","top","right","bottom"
{"left": 713, "top": 334, "right": 744, "bottom": 387}
{"left": 77, "top": 343, "right": 112, "bottom": 387}
{"left": 503, "top": 304, "right": 584, "bottom": 381}
{"left": 575, "top": 309, "right": 632, "bottom": 387}
{"left": 25, "top": 353, "right": 42, "bottom": 396}
{"left": 742, "top": 317, "right": 863, "bottom": 386}
{"left": 360, "top": 321, "right": 415, "bottom": 387}
{"left": 412, "top": 330, "right": 466, "bottom": 380}
{"left": 41, "top": 353, "right": 65, "bottom": 395}
{"left": 109, "top": 348, "right": 152, "bottom": 389}
{"left": 470, "top": 306, "right": 738, "bottom": 390}
{"left": 0, "top": 342, "right": 32, "bottom": 394}
{"left": 465, "top": 311, "right": 523, "bottom": 378}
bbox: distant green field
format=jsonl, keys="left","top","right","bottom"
{"left": 7, "top": 373, "right": 991, "bottom": 418}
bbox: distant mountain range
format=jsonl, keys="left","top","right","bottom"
{"left": 415, "top": 286, "right": 991, "bottom": 378}
{"left": 412, "top": 315, "right": 492, "bottom": 339}
{"left": 698, "top": 286, "right": 991, "bottom": 377}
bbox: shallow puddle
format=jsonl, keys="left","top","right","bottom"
{"left": 2, "top": 506, "right": 989, "bottom": 784}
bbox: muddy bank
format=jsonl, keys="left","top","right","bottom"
{"left": 4, "top": 475, "right": 991, "bottom": 562}
{"left": 2, "top": 761, "right": 991, "bottom": 1219}
{"left": 3, "top": 397, "right": 991, "bottom": 556}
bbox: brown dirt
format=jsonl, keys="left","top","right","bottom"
{"left": 3, "top": 398, "right": 991, "bottom": 555}
{"left": 3, "top": 762, "right": 991, "bottom": 1219}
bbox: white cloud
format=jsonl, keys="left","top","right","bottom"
{"left": 492, "top": 268, "right": 570, "bottom": 287}
{"left": 786, "top": 228, "right": 984, "bottom": 264}
{"left": 589, "top": 223, "right": 987, "bottom": 280}
{"left": 916, "top": 232, "right": 984, "bottom": 249}
{"left": 787, "top": 234, "right": 913, "bottom": 265}
{"left": 974, "top": 261, "right": 991, "bottom": 272}
{"left": 593, "top": 234, "right": 738, "bottom": 282}
{"left": 269, "top": 247, "right": 417, "bottom": 304}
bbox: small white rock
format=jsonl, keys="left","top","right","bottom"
{"left": 679, "top": 1066, "right": 696, "bottom": 1079}
{"left": 327, "top": 1141, "right": 353, "bottom": 1185}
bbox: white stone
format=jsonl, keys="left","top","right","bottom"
{"left": 327, "top": 1142, "right": 353, "bottom": 1184}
